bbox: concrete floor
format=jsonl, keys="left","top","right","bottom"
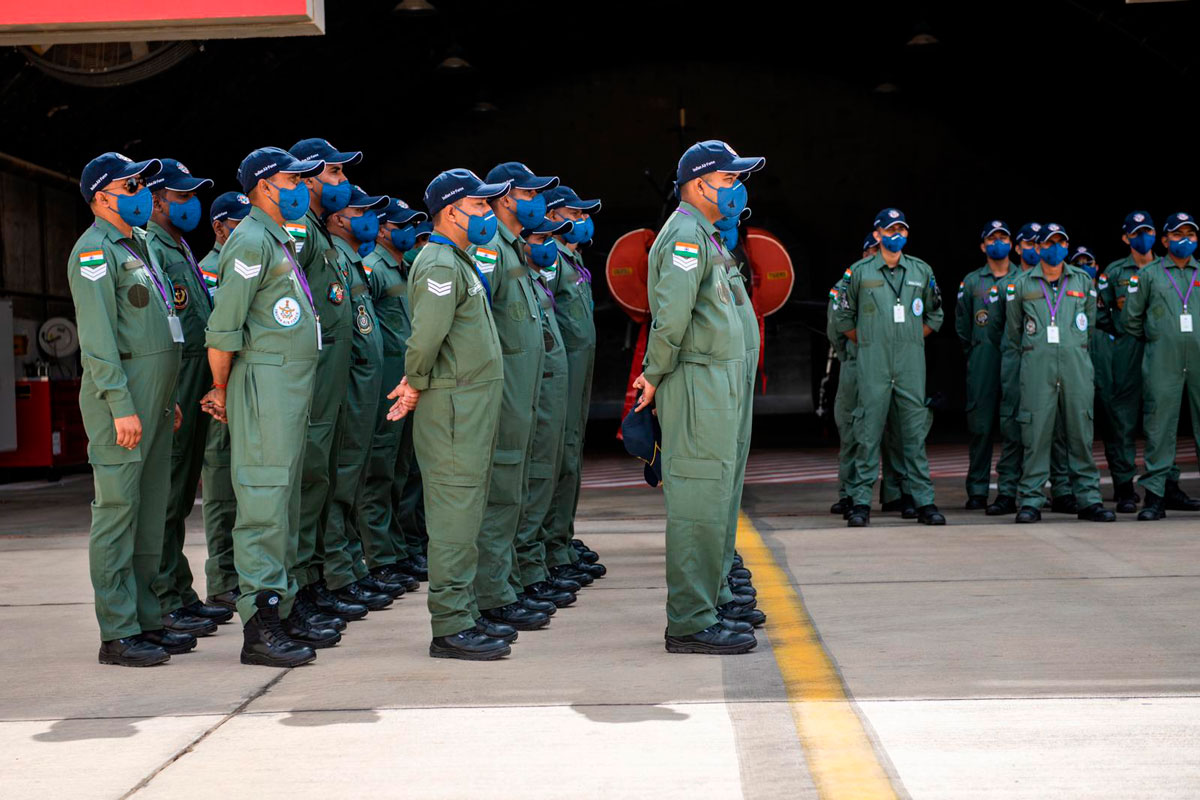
{"left": 1, "top": 459, "right": 1199, "bottom": 798}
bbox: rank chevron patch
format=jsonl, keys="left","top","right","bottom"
{"left": 79, "top": 250, "right": 107, "bottom": 281}
{"left": 234, "top": 259, "right": 262, "bottom": 279}
{"left": 672, "top": 241, "right": 699, "bottom": 271}
{"left": 427, "top": 279, "right": 453, "bottom": 297}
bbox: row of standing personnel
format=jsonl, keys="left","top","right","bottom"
{"left": 828, "top": 211, "right": 1200, "bottom": 526}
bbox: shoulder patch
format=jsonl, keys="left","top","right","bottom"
{"left": 426, "top": 279, "right": 453, "bottom": 297}
{"left": 234, "top": 258, "right": 262, "bottom": 280}
{"left": 1098, "top": 273, "right": 1109, "bottom": 290}
{"left": 78, "top": 249, "right": 108, "bottom": 281}
{"left": 1005, "top": 283, "right": 1017, "bottom": 301}
{"left": 284, "top": 223, "right": 307, "bottom": 239}
{"left": 474, "top": 247, "right": 498, "bottom": 274}
{"left": 672, "top": 242, "right": 699, "bottom": 272}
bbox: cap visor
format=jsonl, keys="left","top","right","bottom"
{"left": 468, "top": 181, "right": 511, "bottom": 201}
{"left": 1127, "top": 224, "right": 1154, "bottom": 234}
{"left": 1165, "top": 222, "right": 1197, "bottom": 232}
{"left": 527, "top": 218, "right": 572, "bottom": 237}
{"left": 392, "top": 209, "right": 428, "bottom": 225}
{"left": 165, "top": 176, "right": 214, "bottom": 192}
{"left": 565, "top": 198, "right": 602, "bottom": 213}
{"left": 718, "top": 155, "right": 766, "bottom": 175}
{"left": 327, "top": 150, "right": 363, "bottom": 166}
{"left": 117, "top": 158, "right": 162, "bottom": 181}
{"left": 512, "top": 175, "right": 560, "bottom": 192}
{"left": 281, "top": 159, "right": 326, "bottom": 179}
{"left": 351, "top": 194, "right": 390, "bottom": 211}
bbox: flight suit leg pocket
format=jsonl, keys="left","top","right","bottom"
{"left": 1014, "top": 410, "right": 1034, "bottom": 450}
{"left": 447, "top": 387, "right": 494, "bottom": 487}
{"left": 487, "top": 448, "right": 525, "bottom": 503}
{"left": 668, "top": 457, "right": 725, "bottom": 523}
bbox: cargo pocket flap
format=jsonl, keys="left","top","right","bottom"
{"left": 89, "top": 444, "right": 142, "bottom": 465}
{"left": 669, "top": 457, "right": 722, "bottom": 480}
{"left": 236, "top": 465, "right": 290, "bottom": 486}
{"left": 493, "top": 448, "right": 524, "bottom": 466}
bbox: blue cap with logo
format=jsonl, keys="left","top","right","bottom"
{"left": 414, "top": 220, "right": 433, "bottom": 239}
{"left": 485, "top": 162, "right": 558, "bottom": 192}
{"left": 675, "top": 140, "right": 765, "bottom": 186}
{"left": 522, "top": 217, "right": 573, "bottom": 239}
{"left": 1037, "top": 222, "right": 1069, "bottom": 243}
{"left": 210, "top": 191, "right": 252, "bottom": 223}
{"left": 237, "top": 147, "right": 325, "bottom": 194}
{"left": 1122, "top": 211, "right": 1155, "bottom": 236}
{"left": 379, "top": 198, "right": 427, "bottom": 226}
{"left": 1015, "top": 222, "right": 1042, "bottom": 244}
{"left": 545, "top": 185, "right": 602, "bottom": 213}
{"left": 620, "top": 405, "right": 663, "bottom": 488}
{"left": 980, "top": 219, "right": 1010, "bottom": 241}
{"left": 80, "top": 152, "right": 161, "bottom": 202}
{"left": 289, "top": 138, "right": 362, "bottom": 166}
{"left": 1069, "top": 246, "right": 1097, "bottom": 264}
{"left": 345, "top": 185, "right": 389, "bottom": 211}
{"left": 423, "top": 168, "right": 511, "bottom": 217}
{"left": 862, "top": 233, "right": 879, "bottom": 251}
{"left": 874, "top": 208, "right": 908, "bottom": 229}
{"left": 1163, "top": 211, "right": 1197, "bottom": 233}
{"left": 145, "top": 158, "right": 213, "bottom": 194}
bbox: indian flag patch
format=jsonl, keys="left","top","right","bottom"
{"left": 285, "top": 223, "right": 306, "bottom": 239}
{"left": 828, "top": 287, "right": 839, "bottom": 301}
{"left": 1128, "top": 274, "right": 1140, "bottom": 293}
{"left": 988, "top": 285, "right": 999, "bottom": 303}
{"left": 474, "top": 247, "right": 498, "bottom": 274}
{"left": 843, "top": 267, "right": 853, "bottom": 281}
{"left": 956, "top": 280, "right": 964, "bottom": 299}
{"left": 1005, "top": 283, "right": 1016, "bottom": 301}
{"left": 672, "top": 242, "right": 699, "bottom": 272}
{"left": 1098, "top": 273, "right": 1109, "bottom": 290}
{"left": 201, "top": 267, "right": 219, "bottom": 290}
{"left": 79, "top": 250, "right": 107, "bottom": 281}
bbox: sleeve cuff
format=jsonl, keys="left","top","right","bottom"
{"left": 106, "top": 395, "right": 136, "bottom": 419}
{"left": 205, "top": 328, "right": 244, "bottom": 352}
{"left": 406, "top": 374, "right": 430, "bottom": 391}
{"left": 834, "top": 318, "right": 855, "bottom": 333}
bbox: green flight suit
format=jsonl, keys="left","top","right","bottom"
{"left": 406, "top": 234, "right": 503, "bottom": 637}
{"left": 955, "top": 264, "right": 1022, "bottom": 498}
{"left": 833, "top": 252, "right": 943, "bottom": 507}
{"left": 513, "top": 271, "right": 568, "bottom": 588}
{"left": 321, "top": 237, "right": 384, "bottom": 590}
{"left": 295, "top": 210, "right": 353, "bottom": 590}
{"left": 1099, "top": 257, "right": 1182, "bottom": 488}
{"left": 645, "top": 203, "right": 745, "bottom": 637}
{"left": 1004, "top": 265, "right": 1102, "bottom": 509}
{"left": 70, "top": 219, "right": 182, "bottom": 641}
{"left": 196, "top": 244, "right": 237, "bottom": 595}
{"left": 145, "top": 222, "right": 213, "bottom": 615}
{"left": 1121, "top": 255, "right": 1200, "bottom": 496}
{"left": 470, "top": 225, "right": 544, "bottom": 611}
{"left": 206, "top": 206, "right": 318, "bottom": 624}
{"left": 360, "top": 245, "right": 412, "bottom": 568}
{"left": 544, "top": 240, "right": 596, "bottom": 567}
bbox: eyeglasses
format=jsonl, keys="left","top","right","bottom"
{"left": 111, "top": 176, "right": 144, "bottom": 195}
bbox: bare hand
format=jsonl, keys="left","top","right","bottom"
{"left": 173, "top": 403, "right": 183, "bottom": 432}
{"left": 845, "top": 328, "right": 858, "bottom": 343}
{"left": 113, "top": 414, "right": 142, "bottom": 450}
{"left": 633, "top": 373, "right": 656, "bottom": 412}
{"left": 386, "top": 376, "right": 420, "bottom": 420}
{"left": 201, "top": 387, "right": 227, "bottom": 424}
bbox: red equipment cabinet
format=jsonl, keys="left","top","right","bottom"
{"left": 0, "top": 378, "right": 87, "bottom": 469}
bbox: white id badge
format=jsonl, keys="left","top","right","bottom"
{"left": 168, "top": 315, "right": 185, "bottom": 343}
{"left": 1047, "top": 324, "right": 1060, "bottom": 344}
{"left": 1182, "top": 314, "right": 1194, "bottom": 333}
{"left": 316, "top": 320, "right": 323, "bottom": 351}
{"left": 893, "top": 303, "right": 906, "bottom": 323}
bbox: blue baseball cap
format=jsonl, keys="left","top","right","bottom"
{"left": 620, "top": 405, "right": 662, "bottom": 488}
{"left": 1069, "top": 246, "right": 1097, "bottom": 264}
{"left": 237, "top": 147, "right": 325, "bottom": 194}
{"left": 423, "top": 168, "right": 511, "bottom": 217}
{"left": 80, "top": 152, "right": 161, "bottom": 202}
{"left": 145, "top": 158, "right": 213, "bottom": 194}
{"left": 485, "top": 162, "right": 559, "bottom": 192}
{"left": 1122, "top": 211, "right": 1155, "bottom": 236}
{"left": 1037, "top": 222, "right": 1069, "bottom": 243}
{"left": 1163, "top": 212, "right": 1197, "bottom": 233}
{"left": 1015, "top": 222, "right": 1042, "bottom": 244}
{"left": 414, "top": 220, "right": 433, "bottom": 239}
{"left": 289, "top": 138, "right": 362, "bottom": 166}
{"left": 345, "top": 185, "right": 389, "bottom": 211}
{"left": 675, "top": 140, "right": 765, "bottom": 185}
{"left": 980, "top": 219, "right": 1010, "bottom": 241}
{"left": 545, "top": 185, "right": 602, "bottom": 213}
{"left": 379, "top": 198, "right": 427, "bottom": 226}
{"left": 862, "top": 233, "right": 879, "bottom": 251}
{"left": 210, "top": 191, "right": 252, "bottom": 224}
{"left": 874, "top": 208, "right": 908, "bottom": 229}
{"left": 522, "top": 217, "right": 573, "bottom": 239}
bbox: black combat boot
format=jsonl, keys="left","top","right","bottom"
{"left": 240, "top": 592, "right": 316, "bottom": 667}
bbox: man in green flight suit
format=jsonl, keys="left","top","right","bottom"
{"left": 387, "top": 168, "right": 513, "bottom": 659}
{"left": 632, "top": 139, "right": 762, "bottom": 655}
{"left": 72, "top": 153, "right": 188, "bottom": 666}
{"left": 142, "top": 158, "right": 232, "bottom": 638}
{"left": 196, "top": 191, "right": 251, "bottom": 612}
{"left": 1099, "top": 211, "right": 1200, "bottom": 514}
{"left": 202, "top": 146, "right": 339, "bottom": 666}
{"left": 1069, "top": 246, "right": 1113, "bottom": 502}
{"left": 834, "top": 208, "right": 947, "bottom": 528}
{"left": 1005, "top": 223, "right": 1115, "bottom": 524}
{"left": 1122, "top": 212, "right": 1200, "bottom": 520}
{"left": 955, "top": 220, "right": 1021, "bottom": 513}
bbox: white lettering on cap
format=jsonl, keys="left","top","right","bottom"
{"left": 690, "top": 160, "right": 717, "bottom": 173}
{"left": 253, "top": 162, "right": 279, "bottom": 177}
{"left": 89, "top": 172, "right": 110, "bottom": 191}
{"left": 441, "top": 187, "right": 465, "bottom": 201}
{"left": 116, "top": 154, "right": 132, "bottom": 162}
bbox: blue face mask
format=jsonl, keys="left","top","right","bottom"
{"left": 1169, "top": 237, "right": 1197, "bottom": 259}
{"left": 513, "top": 193, "right": 547, "bottom": 229}
{"left": 1040, "top": 243, "right": 1067, "bottom": 266}
{"left": 390, "top": 225, "right": 417, "bottom": 252}
{"left": 528, "top": 239, "right": 558, "bottom": 269}
{"left": 879, "top": 232, "right": 907, "bottom": 252}
{"left": 267, "top": 180, "right": 310, "bottom": 221}
{"left": 103, "top": 187, "right": 153, "bottom": 228}
{"left": 319, "top": 179, "right": 352, "bottom": 213}
{"left": 453, "top": 205, "right": 498, "bottom": 245}
{"left": 168, "top": 195, "right": 202, "bottom": 233}
{"left": 1074, "top": 262, "right": 1098, "bottom": 279}
{"left": 1020, "top": 246, "right": 1040, "bottom": 266}
{"left": 345, "top": 212, "right": 379, "bottom": 257}
{"left": 562, "top": 216, "right": 588, "bottom": 244}
{"left": 701, "top": 178, "right": 748, "bottom": 219}
{"left": 985, "top": 240, "right": 1011, "bottom": 261}
{"left": 579, "top": 216, "right": 595, "bottom": 244}
{"left": 714, "top": 214, "right": 739, "bottom": 250}
{"left": 1129, "top": 231, "right": 1155, "bottom": 255}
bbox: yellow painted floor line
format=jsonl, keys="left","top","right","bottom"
{"left": 737, "top": 512, "right": 900, "bottom": 799}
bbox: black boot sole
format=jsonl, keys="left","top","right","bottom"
{"left": 535, "top": 594, "right": 576, "bottom": 609}
{"left": 240, "top": 650, "right": 316, "bottom": 667}
{"left": 429, "top": 642, "right": 511, "bottom": 660}
{"left": 158, "top": 640, "right": 198, "bottom": 655}
{"left": 165, "top": 623, "right": 217, "bottom": 637}
{"left": 316, "top": 605, "right": 368, "bottom": 622}
{"left": 485, "top": 617, "right": 549, "bottom": 632}
{"left": 295, "top": 634, "right": 341, "bottom": 650}
{"left": 664, "top": 637, "right": 757, "bottom": 655}
{"left": 99, "top": 652, "right": 170, "bottom": 667}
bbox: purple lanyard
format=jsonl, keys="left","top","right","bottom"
{"left": 535, "top": 275, "right": 557, "bottom": 309}
{"left": 1039, "top": 278, "right": 1066, "bottom": 323}
{"left": 280, "top": 242, "right": 317, "bottom": 314}
{"left": 574, "top": 259, "right": 592, "bottom": 285}
{"left": 179, "top": 238, "right": 213, "bottom": 307}
{"left": 1164, "top": 266, "right": 1198, "bottom": 311}
{"left": 118, "top": 242, "right": 173, "bottom": 314}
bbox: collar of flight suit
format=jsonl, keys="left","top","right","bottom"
{"left": 92, "top": 216, "right": 137, "bottom": 247}
{"left": 248, "top": 205, "right": 293, "bottom": 246}
{"left": 1025, "top": 263, "right": 1077, "bottom": 284}
{"left": 497, "top": 217, "right": 528, "bottom": 266}
{"left": 1162, "top": 254, "right": 1200, "bottom": 272}
{"left": 676, "top": 200, "right": 720, "bottom": 242}
{"left": 146, "top": 219, "right": 186, "bottom": 258}
{"left": 374, "top": 245, "right": 402, "bottom": 271}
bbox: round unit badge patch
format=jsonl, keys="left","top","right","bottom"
{"left": 127, "top": 284, "right": 150, "bottom": 308}
{"left": 975, "top": 309, "right": 989, "bottom": 327}
{"left": 911, "top": 297, "right": 924, "bottom": 317}
{"left": 273, "top": 297, "right": 302, "bottom": 327}
{"left": 1076, "top": 312, "right": 1088, "bottom": 332}
{"left": 716, "top": 281, "right": 731, "bottom": 304}
{"left": 355, "top": 304, "right": 374, "bottom": 335}
{"left": 173, "top": 285, "right": 188, "bottom": 311}
{"left": 328, "top": 282, "right": 345, "bottom": 305}
{"left": 1024, "top": 316, "right": 1038, "bottom": 337}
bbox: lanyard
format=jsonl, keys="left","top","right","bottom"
{"left": 534, "top": 274, "right": 556, "bottom": 310}
{"left": 280, "top": 242, "right": 317, "bottom": 314}
{"left": 430, "top": 233, "right": 492, "bottom": 306}
{"left": 1039, "top": 277, "right": 1065, "bottom": 323}
{"left": 179, "top": 238, "right": 213, "bottom": 308}
{"left": 118, "top": 242, "right": 174, "bottom": 315}
{"left": 1164, "top": 265, "right": 1198, "bottom": 312}
{"left": 882, "top": 265, "right": 905, "bottom": 305}
{"left": 572, "top": 254, "right": 592, "bottom": 285}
